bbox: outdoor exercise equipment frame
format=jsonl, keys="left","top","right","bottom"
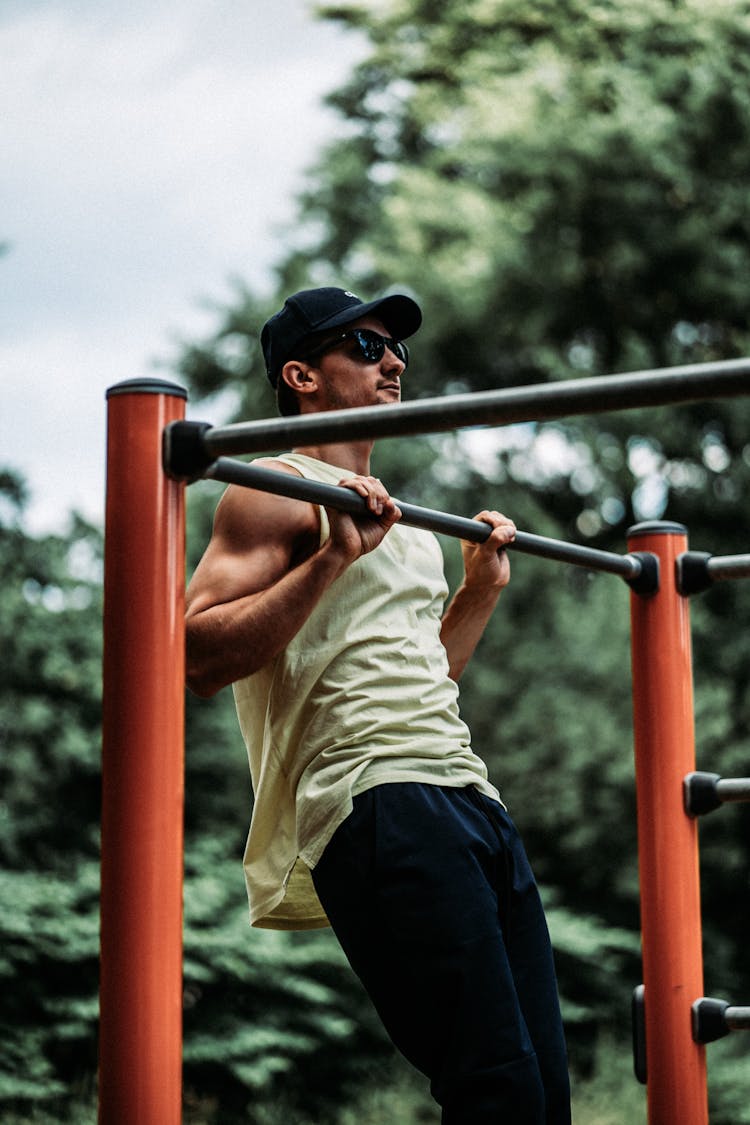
{"left": 101, "top": 359, "right": 750, "bottom": 1124}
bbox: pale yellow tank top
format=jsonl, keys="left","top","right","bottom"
{"left": 232, "top": 453, "right": 501, "bottom": 929}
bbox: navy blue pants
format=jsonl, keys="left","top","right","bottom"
{"left": 312, "top": 783, "right": 571, "bottom": 1124}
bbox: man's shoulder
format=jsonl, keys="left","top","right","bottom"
{"left": 215, "top": 464, "right": 320, "bottom": 551}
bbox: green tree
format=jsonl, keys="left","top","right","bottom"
{"left": 0, "top": 470, "right": 103, "bottom": 1112}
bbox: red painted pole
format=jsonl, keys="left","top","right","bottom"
{"left": 100, "top": 379, "right": 187, "bottom": 1124}
{"left": 628, "top": 521, "right": 708, "bottom": 1125}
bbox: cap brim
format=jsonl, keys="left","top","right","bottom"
{"left": 318, "top": 293, "right": 422, "bottom": 340}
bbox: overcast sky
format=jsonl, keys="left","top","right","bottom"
{"left": 1, "top": 0, "right": 366, "bottom": 533}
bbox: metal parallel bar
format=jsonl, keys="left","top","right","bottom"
{"left": 204, "top": 457, "right": 643, "bottom": 581}
{"left": 726, "top": 1007, "right": 750, "bottom": 1031}
{"left": 684, "top": 771, "right": 750, "bottom": 816}
{"left": 707, "top": 554, "right": 750, "bottom": 582}
{"left": 716, "top": 777, "right": 750, "bottom": 803}
{"left": 197, "top": 359, "right": 750, "bottom": 457}
{"left": 678, "top": 551, "right": 750, "bottom": 595}
{"left": 692, "top": 997, "right": 750, "bottom": 1043}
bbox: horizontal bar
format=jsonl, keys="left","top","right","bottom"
{"left": 203, "top": 457, "right": 645, "bottom": 583}
{"left": 684, "top": 771, "right": 750, "bottom": 816}
{"left": 692, "top": 997, "right": 750, "bottom": 1043}
{"left": 716, "top": 777, "right": 750, "bottom": 803}
{"left": 677, "top": 551, "right": 750, "bottom": 595}
{"left": 707, "top": 554, "right": 750, "bottom": 582}
{"left": 200, "top": 359, "right": 750, "bottom": 457}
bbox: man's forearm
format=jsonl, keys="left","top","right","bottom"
{"left": 440, "top": 582, "right": 504, "bottom": 682}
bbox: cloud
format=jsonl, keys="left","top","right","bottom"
{"left": 0, "top": 0, "right": 366, "bottom": 532}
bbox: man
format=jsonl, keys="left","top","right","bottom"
{"left": 185, "top": 286, "right": 570, "bottom": 1123}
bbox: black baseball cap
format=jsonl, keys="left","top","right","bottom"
{"left": 261, "top": 286, "right": 422, "bottom": 387}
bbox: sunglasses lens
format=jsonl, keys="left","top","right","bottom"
{"left": 353, "top": 330, "right": 384, "bottom": 362}
{"left": 393, "top": 340, "right": 409, "bottom": 367}
{"left": 353, "top": 330, "right": 408, "bottom": 368}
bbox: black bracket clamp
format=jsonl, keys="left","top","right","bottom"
{"left": 625, "top": 552, "right": 660, "bottom": 597}
{"left": 162, "top": 420, "right": 215, "bottom": 483}
{"left": 684, "top": 771, "right": 750, "bottom": 817}
{"left": 692, "top": 998, "right": 750, "bottom": 1043}
{"left": 632, "top": 984, "right": 647, "bottom": 1084}
{"left": 676, "top": 551, "right": 714, "bottom": 596}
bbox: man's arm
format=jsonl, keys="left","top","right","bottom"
{"left": 185, "top": 466, "right": 400, "bottom": 697}
{"left": 440, "top": 510, "right": 516, "bottom": 682}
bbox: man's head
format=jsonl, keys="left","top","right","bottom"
{"left": 261, "top": 286, "right": 422, "bottom": 415}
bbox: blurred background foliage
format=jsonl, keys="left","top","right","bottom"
{"left": 3, "top": 0, "right": 750, "bottom": 1120}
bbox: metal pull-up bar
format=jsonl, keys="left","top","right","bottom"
{"left": 204, "top": 456, "right": 657, "bottom": 592}
{"left": 693, "top": 998, "right": 750, "bottom": 1043}
{"left": 164, "top": 357, "right": 750, "bottom": 469}
{"left": 684, "top": 771, "right": 750, "bottom": 817}
{"left": 677, "top": 551, "right": 750, "bottom": 594}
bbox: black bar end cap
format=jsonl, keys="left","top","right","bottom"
{"left": 163, "top": 420, "right": 214, "bottom": 482}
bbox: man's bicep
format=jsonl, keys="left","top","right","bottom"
{"left": 185, "top": 486, "right": 307, "bottom": 616}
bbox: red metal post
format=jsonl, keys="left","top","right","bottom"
{"left": 100, "top": 379, "right": 187, "bottom": 1124}
{"left": 628, "top": 521, "right": 708, "bottom": 1125}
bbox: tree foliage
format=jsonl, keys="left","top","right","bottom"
{"left": 0, "top": 474, "right": 102, "bottom": 1115}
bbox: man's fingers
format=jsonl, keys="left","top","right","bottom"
{"left": 340, "top": 475, "right": 397, "bottom": 517}
{"left": 473, "top": 510, "right": 516, "bottom": 548}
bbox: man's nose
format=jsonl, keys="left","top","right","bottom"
{"left": 382, "top": 345, "right": 405, "bottom": 374}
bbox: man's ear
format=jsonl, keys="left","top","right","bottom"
{"left": 279, "top": 361, "right": 318, "bottom": 396}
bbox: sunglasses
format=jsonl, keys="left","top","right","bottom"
{"left": 301, "top": 328, "right": 409, "bottom": 369}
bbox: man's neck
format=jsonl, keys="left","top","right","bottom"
{"left": 292, "top": 439, "right": 373, "bottom": 475}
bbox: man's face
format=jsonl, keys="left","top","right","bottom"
{"left": 309, "top": 315, "right": 407, "bottom": 412}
